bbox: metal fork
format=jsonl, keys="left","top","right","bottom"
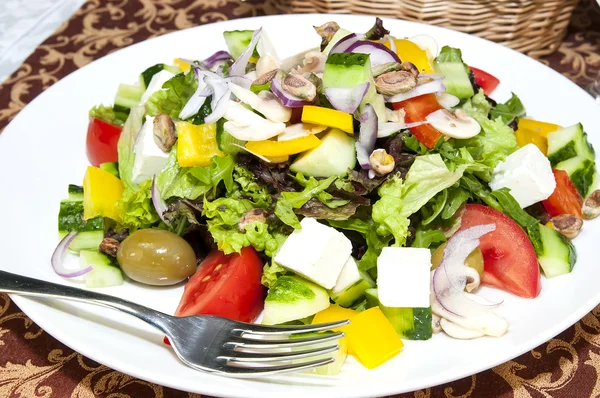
{"left": 0, "top": 270, "right": 348, "bottom": 377}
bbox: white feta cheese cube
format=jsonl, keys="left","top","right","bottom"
{"left": 489, "top": 144, "right": 556, "bottom": 208}
{"left": 139, "top": 70, "right": 175, "bottom": 104}
{"left": 257, "top": 25, "right": 320, "bottom": 71}
{"left": 332, "top": 256, "right": 361, "bottom": 296}
{"left": 274, "top": 218, "right": 352, "bottom": 289}
{"left": 131, "top": 116, "right": 169, "bottom": 184}
{"left": 377, "top": 247, "right": 431, "bottom": 308}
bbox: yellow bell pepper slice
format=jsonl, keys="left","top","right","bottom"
{"left": 266, "top": 155, "right": 290, "bottom": 163}
{"left": 313, "top": 305, "right": 359, "bottom": 355}
{"left": 245, "top": 135, "right": 321, "bottom": 157}
{"left": 83, "top": 166, "right": 124, "bottom": 222}
{"left": 385, "top": 39, "right": 434, "bottom": 74}
{"left": 176, "top": 121, "right": 224, "bottom": 167}
{"left": 345, "top": 307, "right": 404, "bottom": 369}
{"left": 301, "top": 106, "right": 354, "bottom": 134}
{"left": 173, "top": 58, "right": 190, "bottom": 73}
{"left": 515, "top": 128, "right": 548, "bottom": 154}
{"left": 518, "top": 118, "right": 561, "bottom": 136}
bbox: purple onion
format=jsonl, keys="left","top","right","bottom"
{"left": 230, "top": 28, "right": 262, "bottom": 77}
{"left": 385, "top": 79, "right": 446, "bottom": 103}
{"left": 345, "top": 41, "right": 400, "bottom": 66}
{"left": 51, "top": 232, "right": 93, "bottom": 278}
{"left": 270, "top": 72, "right": 313, "bottom": 108}
{"left": 203, "top": 74, "right": 231, "bottom": 124}
{"left": 152, "top": 176, "right": 169, "bottom": 224}
{"left": 432, "top": 224, "right": 502, "bottom": 318}
{"left": 179, "top": 68, "right": 211, "bottom": 120}
{"left": 329, "top": 33, "right": 365, "bottom": 54}
{"left": 324, "top": 82, "right": 370, "bottom": 114}
{"left": 203, "top": 50, "right": 232, "bottom": 69}
{"left": 355, "top": 104, "right": 378, "bottom": 169}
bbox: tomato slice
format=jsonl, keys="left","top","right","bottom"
{"left": 174, "top": 247, "right": 266, "bottom": 322}
{"left": 86, "top": 117, "right": 122, "bottom": 166}
{"left": 393, "top": 94, "right": 443, "bottom": 149}
{"left": 469, "top": 67, "right": 500, "bottom": 96}
{"left": 458, "top": 204, "right": 541, "bottom": 298}
{"left": 542, "top": 169, "right": 583, "bottom": 218}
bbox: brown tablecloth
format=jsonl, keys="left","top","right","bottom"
{"left": 1, "top": 1, "right": 600, "bottom": 397}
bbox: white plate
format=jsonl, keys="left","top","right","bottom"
{"left": 0, "top": 14, "right": 598, "bottom": 398}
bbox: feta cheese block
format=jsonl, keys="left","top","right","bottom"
{"left": 377, "top": 247, "right": 431, "bottom": 308}
{"left": 139, "top": 70, "right": 175, "bottom": 104}
{"left": 257, "top": 25, "right": 320, "bottom": 71}
{"left": 131, "top": 116, "right": 169, "bottom": 184}
{"left": 489, "top": 143, "right": 556, "bottom": 208}
{"left": 274, "top": 217, "right": 352, "bottom": 289}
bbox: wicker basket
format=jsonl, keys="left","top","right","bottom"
{"left": 274, "top": 0, "right": 580, "bottom": 57}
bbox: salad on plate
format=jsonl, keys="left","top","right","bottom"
{"left": 54, "top": 18, "right": 600, "bottom": 374}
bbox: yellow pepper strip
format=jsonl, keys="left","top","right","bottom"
{"left": 301, "top": 106, "right": 354, "bottom": 134}
{"left": 245, "top": 134, "right": 321, "bottom": 157}
{"left": 266, "top": 155, "right": 290, "bottom": 163}
{"left": 515, "top": 128, "right": 549, "bottom": 154}
{"left": 518, "top": 118, "right": 561, "bottom": 136}
{"left": 177, "top": 121, "right": 224, "bottom": 167}
{"left": 313, "top": 305, "right": 358, "bottom": 356}
{"left": 385, "top": 39, "right": 434, "bottom": 74}
{"left": 345, "top": 307, "right": 404, "bottom": 369}
{"left": 83, "top": 166, "right": 124, "bottom": 222}
{"left": 173, "top": 58, "right": 190, "bottom": 73}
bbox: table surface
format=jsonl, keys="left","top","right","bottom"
{"left": 1, "top": 0, "right": 600, "bottom": 397}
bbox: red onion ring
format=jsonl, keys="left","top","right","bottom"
{"left": 324, "top": 82, "right": 369, "bottom": 114}
{"left": 152, "top": 175, "right": 169, "bottom": 225}
{"left": 51, "top": 232, "right": 93, "bottom": 278}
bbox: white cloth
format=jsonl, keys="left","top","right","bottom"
{"left": 0, "top": 0, "right": 86, "bottom": 83}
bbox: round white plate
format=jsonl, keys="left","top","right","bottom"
{"left": 1, "top": 14, "right": 598, "bottom": 398}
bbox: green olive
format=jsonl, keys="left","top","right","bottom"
{"left": 430, "top": 242, "right": 484, "bottom": 278}
{"left": 117, "top": 229, "right": 196, "bottom": 286}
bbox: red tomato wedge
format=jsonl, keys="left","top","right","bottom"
{"left": 459, "top": 204, "right": 541, "bottom": 298}
{"left": 174, "top": 247, "right": 266, "bottom": 322}
{"left": 392, "top": 93, "right": 443, "bottom": 149}
{"left": 86, "top": 117, "right": 122, "bottom": 166}
{"left": 542, "top": 169, "right": 583, "bottom": 218}
{"left": 469, "top": 67, "right": 500, "bottom": 96}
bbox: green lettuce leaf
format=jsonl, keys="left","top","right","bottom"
{"left": 89, "top": 104, "right": 127, "bottom": 126}
{"left": 490, "top": 93, "right": 526, "bottom": 125}
{"left": 118, "top": 179, "right": 160, "bottom": 230}
{"left": 145, "top": 72, "right": 197, "bottom": 119}
{"left": 117, "top": 105, "right": 146, "bottom": 190}
{"left": 412, "top": 227, "right": 446, "bottom": 249}
{"left": 231, "top": 165, "right": 272, "bottom": 207}
{"left": 261, "top": 261, "right": 288, "bottom": 289}
{"left": 372, "top": 154, "right": 465, "bottom": 246}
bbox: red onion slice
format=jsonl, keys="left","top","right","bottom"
{"left": 230, "top": 28, "right": 262, "bottom": 77}
{"left": 152, "top": 175, "right": 169, "bottom": 224}
{"left": 385, "top": 79, "right": 446, "bottom": 103}
{"left": 203, "top": 50, "right": 232, "bottom": 69}
{"left": 324, "top": 82, "right": 369, "bottom": 114}
{"left": 204, "top": 74, "right": 231, "bottom": 124}
{"left": 356, "top": 104, "right": 378, "bottom": 169}
{"left": 179, "top": 68, "right": 211, "bottom": 120}
{"left": 51, "top": 232, "right": 93, "bottom": 278}
{"left": 346, "top": 41, "right": 401, "bottom": 66}
{"left": 377, "top": 121, "right": 428, "bottom": 138}
{"left": 433, "top": 224, "right": 502, "bottom": 318}
{"left": 270, "top": 72, "right": 313, "bottom": 108}
{"left": 329, "top": 33, "right": 365, "bottom": 54}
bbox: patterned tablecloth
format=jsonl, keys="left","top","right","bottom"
{"left": 1, "top": 1, "right": 599, "bottom": 397}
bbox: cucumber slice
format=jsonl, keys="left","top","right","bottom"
{"left": 330, "top": 257, "right": 375, "bottom": 307}
{"left": 99, "top": 162, "right": 119, "bottom": 178}
{"left": 555, "top": 156, "right": 597, "bottom": 197}
{"left": 80, "top": 250, "right": 123, "bottom": 288}
{"left": 433, "top": 46, "right": 474, "bottom": 99}
{"left": 67, "top": 231, "right": 104, "bottom": 252}
{"left": 262, "top": 276, "right": 330, "bottom": 325}
{"left": 323, "top": 53, "right": 386, "bottom": 121}
{"left": 363, "top": 288, "right": 433, "bottom": 340}
{"left": 323, "top": 28, "right": 351, "bottom": 56}
{"left": 547, "top": 123, "right": 595, "bottom": 165}
{"left": 290, "top": 128, "right": 356, "bottom": 177}
{"left": 223, "top": 30, "right": 254, "bottom": 60}
{"left": 528, "top": 223, "right": 576, "bottom": 278}
{"left": 58, "top": 200, "right": 104, "bottom": 233}
{"left": 68, "top": 184, "right": 84, "bottom": 201}
{"left": 114, "top": 83, "right": 145, "bottom": 111}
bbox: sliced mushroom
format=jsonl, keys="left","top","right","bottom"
{"left": 551, "top": 214, "right": 583, "bottom": 239}
{"left": 369, "top": 148, "right": 395, "bottom": 176}
{"left": 440, "top": 319, "right": 486, "bottom": 339}
{"left": 239, "top": 209, "right": 268, "bottom": 231}
{"left": 464, "top": 266, "right": 480, "bottom": 293}
{"left": 295, "top": 51, "right": 327, "bottom": 75}
{"left": 153, "top": 114, "right": 176, "bottom": 152}
{"left": 256, "top": 54, "right": 278, "bottom": 77}
{"left": 223, "top": 100, "right": 286, "bottom": 141}
{"left": 583, "top": 189, "right": 600, "bottom": 220}
{"left": 229, "top": 82, "right": 291, "bottom": 123}
{"left": 386, "top": 107, "right": 406, "bottom": 123}
{"left": 436, "top": 92, "right": 460, "bottom": 109}
{"left": 375, "top": 71, "right": 417, "bottom": 95}
{"left": 281, "top": 73, "right": 317, "bottom": 101}
{"left": 252, "top": 69, "right": 278, "bottom": 86}
{"left": 425, "top": 109, "right": 481, "bottom": 139}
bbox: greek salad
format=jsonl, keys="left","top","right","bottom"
{"left": 54, "top": 18, "right": 599, "bottom": 373}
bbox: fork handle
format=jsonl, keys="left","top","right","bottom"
{"left": 0, "top": 270, "right": 173, "bottom": 333}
